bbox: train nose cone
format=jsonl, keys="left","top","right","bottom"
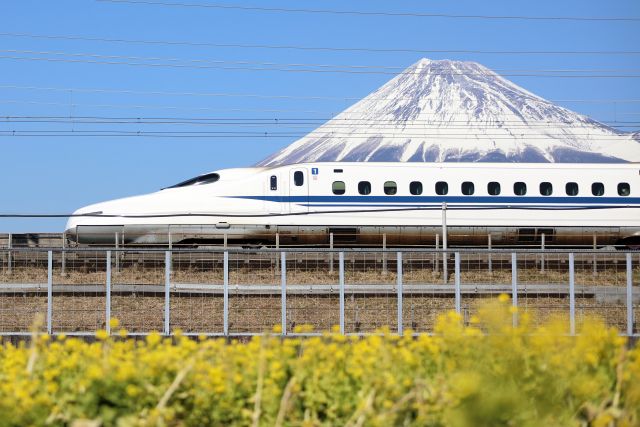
{"left": 64, "top": 203, "right": 107, "bottom": 242}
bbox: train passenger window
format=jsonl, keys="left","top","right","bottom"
{"left": 293, "top": 171, "right": 304, "bottom": 186}
{"left": 435, "top": 181, "right": 448, "bottom": 195}
{"left": 488, "top": 182, "right": 501, "bottom": 196}
{"left": 332, "top": 181, "right": 346, "bottom": 195}
{"left": 592, "top": 182, "right": 604, "bottom": 196}
{"left": 358, "top": 181, "right": 371, "bottom": 195}
{"left": 540, "top": 182, "right": 553, "bottom": 196}
{"left": 410, "top": 181, "right": 423, "bottom": 195}
{"left": 514, "top": 182, "right": 527, "bottom": 196}
{"left": 618, "top": 183, "right": 631, "bottom": 196}
{"left": 384, "top": 181, "right": 397, "bottom": 195}
{"left": 270, "top": 175, "right": 277, "bottom": 191}
{"left": 565, "top": 182, "right": 579, "bottom": 196}
{"left": 461, "top": 181, "right": 475, "bottom": 195}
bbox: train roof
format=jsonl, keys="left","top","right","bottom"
{"left": 256, "top": 162, "right": 640, "bottom": 171}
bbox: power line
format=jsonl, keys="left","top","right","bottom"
{"left": 3, "top": 116, "right": 640, "bottom": 128}
{"left": 3, "top": 98, "right": 640, "bottom": 113}
{"left": 0, "top": 99, "right": 335, "bottom": 114}
{"left": 4, "top": 49, "right": 640, "bottom": 74}
{"left": 1, "top": 55, "right": 639, "bottom": 78}
{"left": 97, "top": 0, "right": 640, "bottom": 22}
{"left": 2, "top": 51, "right": 640, "bottom": 77}
{"left": 2, "top": 84, "right": 640, "bottom": 105}
{"left": 0, "top": 130, "right": 632, "bottom": 140}
{"left": 2, "top": 32, "right": 639, "bottom": 56}
{"left": 4, "top": 114, "right": 640, "bottom": 124}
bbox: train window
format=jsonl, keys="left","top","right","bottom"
{"left": 565, "top": 182, "right": 579, "bottom": 196}
{"left": 488, "top": 181, "right": 501, "bottom": 196}
{"left": 592, "top": 182, "right": 604, "bottom": 196}
{"left": 270, "top": 175, "right": 277, "bottom": 191}
{"left": 540, "top": 182, "right": 553, "bottom": 196}
{"left": 358, "top": 181, "right": 371, "bottom": 195}
{"left": 293, "top": 171, "right": 304, "bottom": 186}
{"left": 435, "top": 181, "right": 448, "bottom": 195}
{"left": 384, "top": 181, "right": 397, "bottom": 195}
{"left": 618, "top": 182, "right": 631, "bottom": 196}
{"left": 332, "top": 181, "right": 346, "bottom": 195}
{"left": 514, "top": 182, "right": 527, "bottom": 196}
{"left": 167, "top": 172, "right": 220, "bottom": 188}
{"left": 410, "top": 181, "right": 423, "bottom": 195}
{"left": 461, "top": 181, "right": 475, "bottom": 195}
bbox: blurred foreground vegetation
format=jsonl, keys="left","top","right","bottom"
{"left": 1, "top": 296, "right": 639, "bottom": 426}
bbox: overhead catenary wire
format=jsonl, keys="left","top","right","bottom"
{"left": 0, "top": 130, "right": 633, "bottom": 140}
{"left": 3, "top": 49, "right": 640, "bottom": 74}
{"left": 2, "top": 32, "right": 640, "bottom": 56}
{"left": 97, "top": 0, "right": 640, "bottom": 22}
{"left": 1, "top": 53, "right": 640, "bottom": 78}
{"left": 3, "top": 84, "right": 640, "bottom": 104}
{"left": 3, "top": 115, "right": 640, "bottom": 128}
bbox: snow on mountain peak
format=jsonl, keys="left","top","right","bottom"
{"left": 258, "top": 58, "right": 640, "bottom": 166}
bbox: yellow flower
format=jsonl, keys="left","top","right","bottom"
{"left": 95, "top": 329, "right": 109, "bottom": 341}
{"left": 109, "top": 318, "right": 120, "bottom": 329}
{"left": 146, "top": 332, "right": 161, "bottom": 346}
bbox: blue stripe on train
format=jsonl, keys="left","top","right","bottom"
{"left": 229, "top": 195, "right": 640, "bottom": 205}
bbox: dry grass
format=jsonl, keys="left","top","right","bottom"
{"left": 0, "top": 292, "right": 634, "bottom": 335}
{"left": 1, "top": 265, "right": 638, "bottom": 286}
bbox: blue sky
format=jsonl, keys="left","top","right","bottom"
{"left": 1, "top": 0, "right": 639, "bottom": 232}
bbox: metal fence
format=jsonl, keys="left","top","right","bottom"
{"left": 0, "top": 248, "right": 638, "bottom": 337}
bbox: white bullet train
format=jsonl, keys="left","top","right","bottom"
{"left": 65, "top": 162, "right": 640, "bottom": 248}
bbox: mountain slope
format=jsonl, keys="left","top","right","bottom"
{"left": 258, "top": 58, "right": 640, "bottom": 165}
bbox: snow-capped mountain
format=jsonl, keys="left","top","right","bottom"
{"left": 258, "top": 58, "right": 640, "bottom": 165}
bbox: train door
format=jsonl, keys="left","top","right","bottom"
{"left": 266, "top": 172, "right": 285, "bottom": 214}
{"left": 289, "top": 168, "right": 309, "bottom": 213}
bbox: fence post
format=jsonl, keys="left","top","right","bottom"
{"left": 435, "top": 233, "right": 439, "bottom": 274}
{"left": 382, "top": 234, "right": 387, "bottom": 275}
{"left": 106, "top": 250, "right": 111, "bottom": 334}
{"left": 223, "top": 251, "right": 229, "bottom": 336}
{"left": 569, "top": 253, "right": 575, "bottom": 336}
{"left": 47, "top": 250, "right": 52, "bottom": 335}
{"left": 115, "top": 232, "right": 120, "bottom": 273}
{"left": 627, "top": 253, "right": 633, "bottom": 336}
{"left": 442, "top": 203, "right": 448, "bottom": 283}
{"left": 329, "top": 232, "right": 334, "bottom": 274}
{"left": 275, "top": 233, "right": 280, "bottom": 271}
{"left": 540, "top": 233, "right": 545, "bottom": 274}
{"left": 512, "top": 252, "right": 518, "bottom": 328}
{"left": 454, "top": 252, "right": 461, "bottom": 315}
{"left": 592, "top": 234, "right": 597, "bottom": 276}
{"left": 488, "top": 234, "right": 492, "bottom": 274}
{"left": 397, "top": 251, "right": 403, "bottom": 335}
{"left": 7, "top": 233, "right": 11, "bottom": 275}
{"left": 61, "top": 233, "right": 66, "bottom": 277}
{"left": 281, "top": 251, "right": 286, "bottom": 336}
{"left": 164, "top": 251, "right": 171, "bottom": 336}
{"left": 339, "top": 251, "right": 345, "bottom": 335}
